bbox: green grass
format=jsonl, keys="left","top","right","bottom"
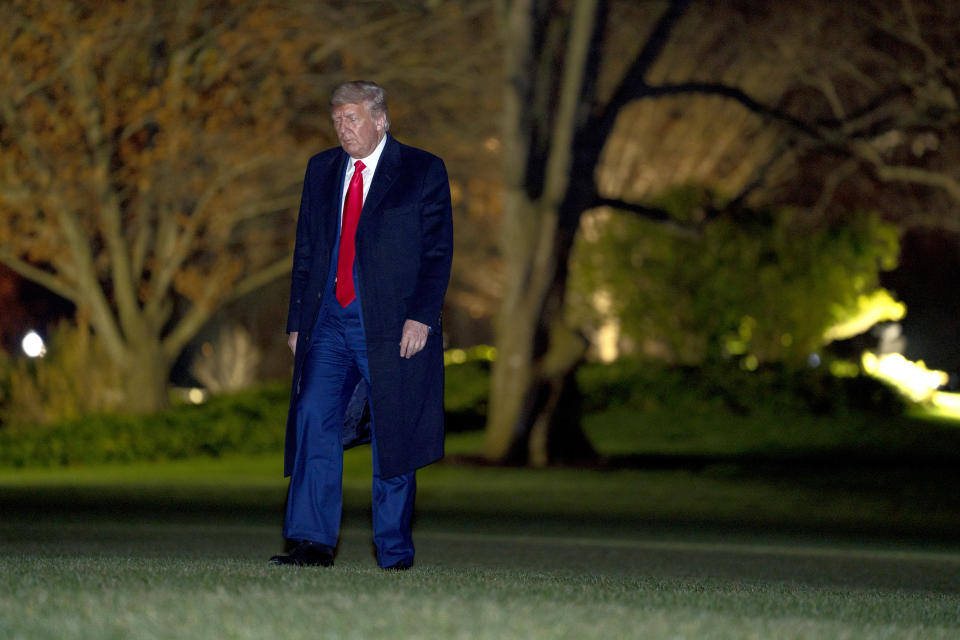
{"left": 3, "top": 404, "right": 960, "bottom": 638}
{"left": 2, "top": 463, "right": 960, "bottom": 635}
{"left": 3, "top": 523, "right": 960, "bottom": 639}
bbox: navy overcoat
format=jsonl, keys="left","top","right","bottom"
{"left": 284, "top": 134, "right": 453, "bottom": 479}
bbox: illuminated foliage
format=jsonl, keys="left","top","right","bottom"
{"left": 0, "top": 319, "right": 126, "bottom": 427}
{"left": 570, "top": 194, "right": 903, "bottom": 368}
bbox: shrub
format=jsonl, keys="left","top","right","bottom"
{"left": 577, "top": 358, "right": 907, "bottom": 417}
{"left": 0, "top": 320, "right": 127, "bottom": 428}
{"left": 442, "top": 360, "right": 490, "bottom": 431}
{"left": 0, "top": 382, "right": 288, "bottom": 468}
{"left": 0, "top": 362, "right": 495, "bottom": 468}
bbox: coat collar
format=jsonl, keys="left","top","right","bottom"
{"left": 360, "top": 133, "right": 400, "bottom": 218}
{"left": 324, "top": 135, "right": 400, "bottom": 244}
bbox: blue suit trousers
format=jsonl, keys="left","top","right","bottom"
{"left": 283, "top": 298, "right": 416, "bottom": 568}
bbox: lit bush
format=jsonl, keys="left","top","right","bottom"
{"left": 0, "top": 382, "right": 288, "bottom": 468}
{"left": 0, "top": 320, "right": 127, "bottom": 428}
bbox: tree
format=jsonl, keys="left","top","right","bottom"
{"left": 0, "top": 0, "right": 330, "bottom": 411}
{"left": 485, "top": 0, "right": 693, "bottom": 465}
{"left": 485, "top": 0, "right": 960, "bottom": 466}
{"left": 0, "top": 0, "right": 498, "bottom": 412}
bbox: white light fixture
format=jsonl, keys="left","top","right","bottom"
{"left": 22, "top": 330, "right": 46, "bottom": 358}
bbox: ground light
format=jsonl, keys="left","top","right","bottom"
{"left": 861, "top": 351, "right": 960, "bottom": 420}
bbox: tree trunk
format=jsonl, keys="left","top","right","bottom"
{"left": 483, "top": 0, "right": 603, "bottom": 466}
{"left": 118, "top": 340, "right": 173, "bottom": 414}
{"left": 484, "top": 0, "right": 697, "bottom": 466}
{"left": 483, "top": 177, "right": 598, "bottom": 466}
{"left": 484, "top": 191, "right": 596, "bottom": 466}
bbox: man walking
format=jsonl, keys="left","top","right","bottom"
{"left": 270, "top": 81, "right": 453, "bottom": 570}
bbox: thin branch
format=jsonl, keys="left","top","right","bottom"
{"left": 129, "top": 205, "right": 153, "bottom": 284}
{"left": 592, "top": 197, "right": 672, "bottom": 223}
{"left": 0, "top": 250, "right": 78, "bottom": 302}
{"left": 642, "top": 82, "right": 820, "bottom": 138}
{"left": 225, "top": 254, "right": 292, "bottom": 303}
{"left": 727, "top": 136, "right": 799, "bottom": 211}
{"left": 163, "top": 302, "right": 214, "bottom": 363}
{"left": 818, "top": 85, "right": 911, "bottom": 131}
{"left": 592, "top": 198, "right": 701, "bottom": 240}
{"left": 144, "top": 154, "right": 277, "bottom": 314}
{"left": 811, "top": 158, "right": 860, "bottom": 219}
{"left": 593, "top": 0, "right": 694, "bottom": 143}
{"left": 854, "top": 143, "right": 960, "bottom": 202}
{"left": 233, "top": 193, "right": 301, "bottom": 222}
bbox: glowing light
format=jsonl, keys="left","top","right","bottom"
{"left": 931, "top": 391, "right": 960, "bottom": 419}
{"left": 829, "top": 360, "right": 860, "bottom": 378}
{"left": 596, "top": 320, "right": 620, "bottom": 363}
{"left": 724, "top": 339, "right": 747, "bottom": 355}
{"left": 861, "top": 352, "right": 948, "bottom": 402}
{"left": 445, "top": 349, "right": 467, "bottom": 365}
{"left": 187, "top": 388, "right": 206, "bottom": 404}
{"left": 475, "top": 345, "right": 497, "bottom": 361}
{"left": 823, "top": 290, "right": 906, "bottom": 342}
{"left": 21, "top": 331, "right": 46, "bottom": 358}
{"left": 444, "top": 345, "right": 497, "bottom": 366}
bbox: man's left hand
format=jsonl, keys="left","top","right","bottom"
{"left": 400, "top": 319, "right": 430, "bottom": 359}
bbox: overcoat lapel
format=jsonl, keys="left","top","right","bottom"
{"left": 323, "top": 152, "right": 350, "bottom": 247}
{"left": 359, "top": 135, "right": 400, "bottom": 229}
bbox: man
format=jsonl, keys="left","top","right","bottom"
{"left": 269, "top": 81, "right": 453, "bottom": 570}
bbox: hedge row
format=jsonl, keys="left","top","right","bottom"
{"left": 575, "top": 359, "right": 906, "bottom": 417}
{"left": 0, "top": 382, "right": 290, "bottom": 468}
{"left": 0, "top": 362, "right": 493, "bottom": 468}
{"left": 0, "top": 358, "right": 905, "bottom": 468}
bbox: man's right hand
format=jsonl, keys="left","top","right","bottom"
{"left": 288, "top": 331, "right": 299, "bottom": 355}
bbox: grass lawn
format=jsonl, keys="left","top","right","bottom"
{"left": 3, "top": 412, "right": 960, "bottom": 638}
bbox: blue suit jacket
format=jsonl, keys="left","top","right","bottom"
{"left": 284, "top": 135, "right": 453, "bottom": 478}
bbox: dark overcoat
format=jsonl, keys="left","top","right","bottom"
{"left": 284, "top": 134, "right": 453, "bottom": 479}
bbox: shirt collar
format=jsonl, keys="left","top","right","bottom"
{"left": 350, "top": 134, "right": 388, "bottom": 176}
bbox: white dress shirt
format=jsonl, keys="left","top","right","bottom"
{"left": 339, "top": 134, "right": 388, "bottom": 223}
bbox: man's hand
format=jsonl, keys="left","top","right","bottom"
{"left": 399, "top": 319, "right": 429, "bottom": 359}
{"left": 288, "top": 331, "right": 299, "bottom": 355}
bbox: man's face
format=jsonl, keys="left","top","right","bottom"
{"left": 332, "top": 102, "right": 385, "bottom": 159}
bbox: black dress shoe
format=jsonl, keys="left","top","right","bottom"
{"left": 269, "top": 540, "right": 334, "bottom": 567}
{"left": 382, "top": 561, "right": 412, "bottom": 571}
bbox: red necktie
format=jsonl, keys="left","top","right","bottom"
{"left": 336, "top": 160, "right": 365, "bottom": 307}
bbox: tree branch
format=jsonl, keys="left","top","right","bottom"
{"left": 853, "top": 141, "right": 960, "bottom": 202}
{"left": 542, "top": 0, "right": 600, "bottom": 208}
{"left": 591, "top": 197, "right": 700, "bottom": 239}
{"left": 67, "top": 39, "right": 144, "bottom": 340}
{"left": 643, "top": 82, "right": 820, "bottom": 138}
{"left": 726, "top": 135, "right": 800, "bottom": 211}
{"left": 592, "top": 197, "right": 671, "bottom": 222}
{"left": 225, "top": 254, "right": 292, "bottom": 303}
{"left": 593, "top": 0, "right": 694, "bottom": 142}
{"left": 0, "top": 250, "right": 78, "bottom": 303}
{"left": 144, "top": 154, "right": 277, "bottom": 316}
